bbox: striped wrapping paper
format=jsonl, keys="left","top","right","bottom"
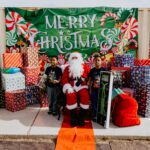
{"left": 114, "top": 54, "right": 134, "bottom": 67}
{"left": 134, "top": 59, "right": 150, "bottom": 66}
{"left": 5, "top": 90, "right": 26, "bottom": 112}
{"left": 25, "top": 86, "right": 40, "bottom": 105}
{"left": 23, "top": 47, "right": 39, "bottom": 67}
{"left": 135, "top": 82, "right": 150, "bottom": 117}
{"left": 2, "top": 72, "right": 25, "bottom": 91}
{"left": 25, "top": 75, "right": 39, "bottom": 86}
{"left": 3, "top": 53, "right": 23, "bottom": 68}
{"left": 0, "top": 89, "right": 5, "bottom": 108}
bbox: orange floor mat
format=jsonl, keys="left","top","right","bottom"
{"left": 55, "top": 115, "right": 96, "bottom": 150}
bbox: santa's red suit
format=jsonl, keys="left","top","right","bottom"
{"left": 61, "top": 52, "right": 90, "bottom": 110}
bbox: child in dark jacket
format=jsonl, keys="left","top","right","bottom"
{"left": 88, "top": 54, "right": 106, "bottom": 121}
{"left": 45, "top": 56, "right": 62, "bottom": 116}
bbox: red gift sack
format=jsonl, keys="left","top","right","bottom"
{"left": 112, "top": 94, "right": 140, "bottom": 127}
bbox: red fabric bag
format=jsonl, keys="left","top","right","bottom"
{"left": 112, "top": 94, "right": 140, "bottom": 127}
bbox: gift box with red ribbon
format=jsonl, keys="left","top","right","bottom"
{"left": 3, "top": 53, "right": 23, "bottom": 68}
{"left": 5, "top": 90, "right": 26, "bottom": 112}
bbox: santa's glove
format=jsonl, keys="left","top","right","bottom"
{"left": 75, "top": 78, "right": 83, "bottom": 87}
{"left": 63, "top": 83, "right": 74, "bottom": 94}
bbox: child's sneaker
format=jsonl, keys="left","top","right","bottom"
{"left": 52, "top": 111, "right": 57, "bottom": 116}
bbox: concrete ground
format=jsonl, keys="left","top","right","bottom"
{"left": 0, "top": 105, "right": 150, "bottom": 150}
{"left": 0, "top": 105, "right": 150, "bottom": 136}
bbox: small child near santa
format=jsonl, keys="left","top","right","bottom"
{"left": 88, "top": 54, "right": 106, "bottom": 121}
{"left": 45, "top": 56, "right": 62, "bottom": 116}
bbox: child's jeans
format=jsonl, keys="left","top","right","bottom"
{"left": 47, "top": 86, "right": 59, "bottom": 112}
{"left": 91, "top": 89, "right": 99, "bottom": 120}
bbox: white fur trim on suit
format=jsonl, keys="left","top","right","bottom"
{"left": 80, "top": 103, "right": 89, "bottom": 109}
{"left": 63, "top": 83, "right": 74, "bottom": 94}
{"left": 66, "top": 103, "right": 78, "bottom": 110}
{"left": 73, "top": 85, "right": 88, "bottom": 92}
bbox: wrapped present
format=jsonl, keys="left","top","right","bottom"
{"left": 0, "top": 89, "right": 5, "bottom": 108}
{"left": 2, "top": 72, "right": 25, "bottom": 91}
{"left": 22, "top": 47, "right": 39, "bottom": 53}
{"left": 121, "top": 88, "right": 134, "bottom": 97}
{"left": 25, "top": 86, "right": 40, "bottom": 105}
{"left": 134, "top": 59, "right": 150, "bottom": 66}
{"left": 114, "top": 54, "right": 134, "bottom": 67}
{"left": 5, "top": 90, "right": 26, "bottom": 112}
{"left": 3, "top": 53, "right": 23, "bottom": 68}
{"left": 111, "top": 67, "right": 131, "bottom": 88}
{"left": 134, "top": 82, "right": 150, "bottom": 117}
{"left": 22, "top": 67, "right": 40, "bottom": 76}
{"left": 23, "top": 47, "right": 39, "bottom": 67}
{"left": 131, "top": 66, "right": 150, "bottom": 85}
{"left": 39, "top": 91, "right": 48, "bottom": 107}
{"left": 25, "top": 75, "right": 39, "bottom": 86}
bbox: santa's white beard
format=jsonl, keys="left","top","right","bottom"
{"left": 69, "top": 59, "right": 84, "bottom": 78}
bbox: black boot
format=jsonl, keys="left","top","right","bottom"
{"left": 78, "top": 108, "right": 85, "bottom": 126}
{"left": 70, "top": 109, "right": 77, "bottom": 127}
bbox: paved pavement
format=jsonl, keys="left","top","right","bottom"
{"left": 0, "top": 105, "right": 150, "bottom": 136}
{"left": 0, "top": 105, "right": 150, "bottom": 149}
{"left": 0, "top": 136, "right": 150, "bottom": 150}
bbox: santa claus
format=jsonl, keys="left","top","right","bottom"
{"left": 61, "top": 52, "right": 90, "bottom": 126}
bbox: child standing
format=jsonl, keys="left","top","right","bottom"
{"left": 45, "top": 56, "right": 62, "bottom": 116}
{"left": 88, "top": 54, "right": 106, "bottom": 121}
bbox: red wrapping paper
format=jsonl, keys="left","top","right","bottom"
{"left": 5, "top": 90, "right": 26, "bottom": 112}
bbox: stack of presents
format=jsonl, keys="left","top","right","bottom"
{"left": 0, "top": 47, "right": 48, "bottom": 112}
{"left": 112, "top": 54, "right": 150, "bottom": 118}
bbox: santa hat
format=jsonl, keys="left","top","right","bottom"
{"left": 68, "top": 52, "right": 84, "bottom": 64}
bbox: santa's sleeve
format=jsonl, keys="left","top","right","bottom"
{"left": 61, "top": 67, "right": 74, "bottom": 94}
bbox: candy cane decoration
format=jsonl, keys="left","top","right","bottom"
{"left": 85, "top": 57, "right": 94, "bottom": 68}
{"left": 58, "top": 54, "right": 66, "bottom": 65}
{"left": 121, "top": 17, "right": 138, "bottom": 39}
{"left": 19, "top": 22, "right": 38, "bottom": 40}
{"left": 39, "top": 54, "right": 48, "bottom": 62}
{"left": 100, "top": 12, "right": 118, "bottom": 27}
{"left": 6, "top": 11, "right": 25, "bottom": 33}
